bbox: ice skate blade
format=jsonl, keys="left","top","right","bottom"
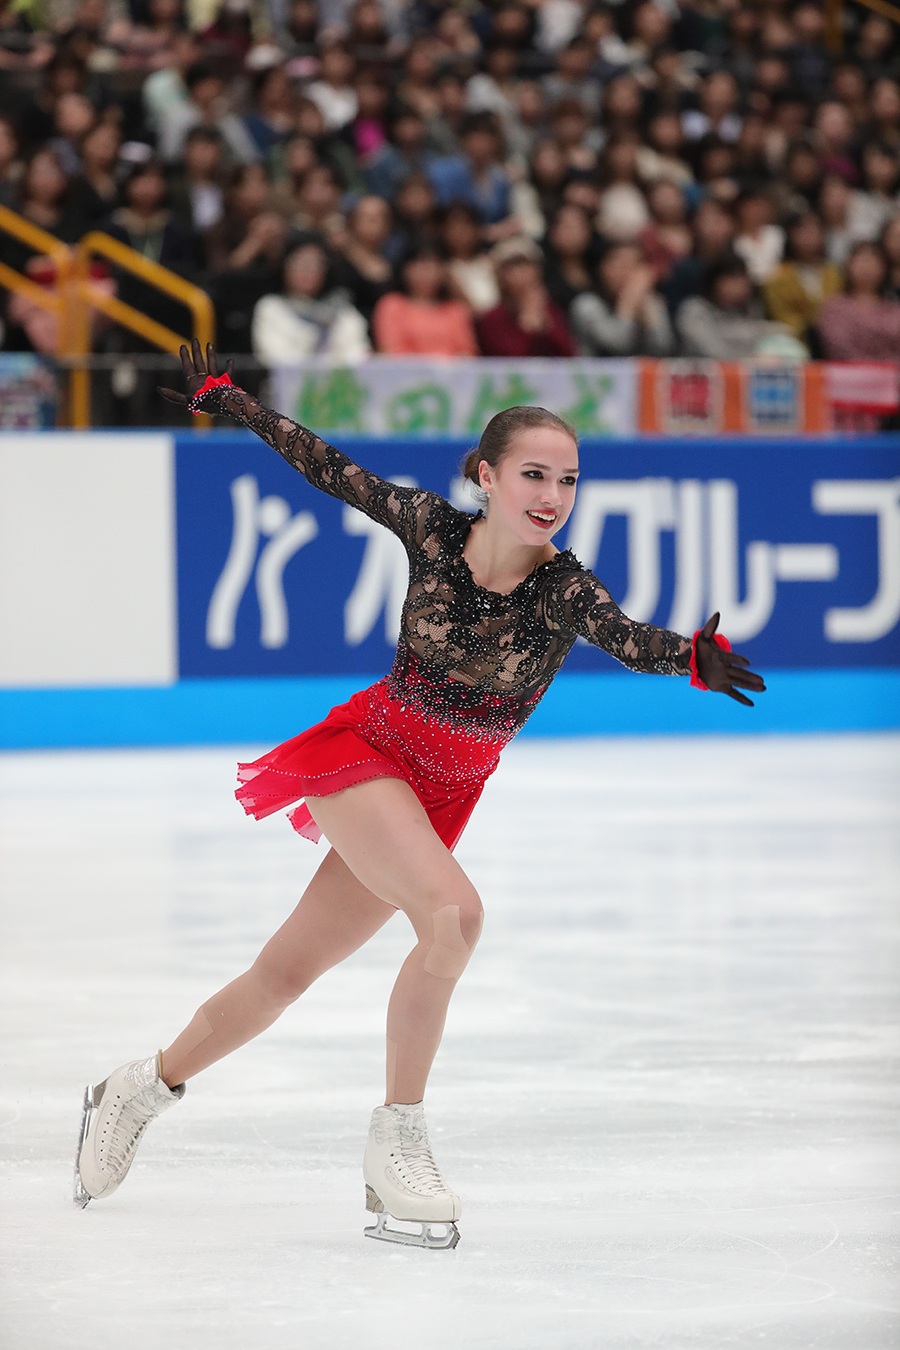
{"left": 364, "top": 1211, "right": 460, "bottom": 1249}
{"left": 72, "top": 1084, "right": 93, "bottom": 1209}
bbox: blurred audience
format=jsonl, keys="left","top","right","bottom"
{"left": 0, "top": 0, "right": 898, "bottom": 364}
{"left": 440, "top": 200, "right": 499, "bottom": 315}
{"left": 640, "top": 180, "right": 692, "bottom": 283}
{"left": 158, "top": 60, "right": 257, "bottom": 165}
{"left": 0, "top": 117, "right": 23, "bottom": 208}
{"left": 329, "top": 193, "right": 393, "bottom": 328}
{"left": 542, "top": 202, "right": 599, "bottom": 311}
{"left": 106, "top": 159, "right": 194, "bottom": 266}
{"left": 204, "top": 162, "right": 285, "bottom": 274}
{"left": 168, "top": 125, "right": 224, "bottom": 234}
{"left": 69, "top": 120, "right": 121, "bottom": 229}
{"left": 733, "top": 190, "right": 785, "bottom": 284}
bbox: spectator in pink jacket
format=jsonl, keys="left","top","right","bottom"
{"left": 372, "top": 244, "right": 479, "bottom": 356}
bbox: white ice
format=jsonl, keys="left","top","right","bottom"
{"left": 1, "top": 735, "right": 899, "bottom": 1350}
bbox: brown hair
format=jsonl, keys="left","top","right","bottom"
{"left": 461, "top": 406, "right": 578, "bottom": 487}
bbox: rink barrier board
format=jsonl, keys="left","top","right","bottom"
{"left": 0, "top": 669, "right": 897, "bottom": 750}
{"left": 1, "top": 430, "right": 899, "bottom": 747}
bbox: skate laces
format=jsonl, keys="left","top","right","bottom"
{"left": 396, "top": 1110, "right": 448, "bottom": 1196}
{"left": 102, "top": 1093, "right": 160, "bottom": 1174}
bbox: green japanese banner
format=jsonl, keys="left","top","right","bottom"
{"left": 268, "top": 357, "right": 638, "bottom": 437}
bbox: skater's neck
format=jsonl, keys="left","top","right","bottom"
{"left": 463, "top": 515, "right": 557, "bottom": 596}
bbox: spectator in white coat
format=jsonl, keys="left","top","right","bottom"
{"left": 251, "top": 238, "right": 371, "bottom": 365}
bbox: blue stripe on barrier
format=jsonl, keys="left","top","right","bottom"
{"left": 0, "top": 668, "right": 897, "bottom": 749}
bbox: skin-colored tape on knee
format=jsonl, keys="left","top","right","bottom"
{"left": 424, "top": 904, "right": 471, "bottom": 979}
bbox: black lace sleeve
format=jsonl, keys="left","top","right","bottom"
{"left": 206, "top": 385, "right": 434, "bottom": 549}
{"left": 545, "top": 565, "right": 692, "bottom": 675}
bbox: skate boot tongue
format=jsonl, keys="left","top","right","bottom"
{"left": 388, "top": 1101, "right": 427, "bottom": 1139}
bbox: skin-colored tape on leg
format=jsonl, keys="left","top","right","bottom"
{"left": 385, "top": 1036, "right": 399, "bottom": 1104}
{"left": 160, "top": 1008, "right": 214, "bottom": 1083}
{"left": 423, "top": 904, "right": 471, "bottom": 979}
{"left": 185, "top": 1006, "right": 216, "bottom": 1048}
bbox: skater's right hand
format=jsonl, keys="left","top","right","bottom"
{"left": 158, "top": 339, "right": 234, "bottom": 410}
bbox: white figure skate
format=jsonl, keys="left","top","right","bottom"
{"left": 363, "top": 1102, "right": 461, "bottom": 1249}
{"left": 73, "top": 1052, "right": 185, "bottom": 1208}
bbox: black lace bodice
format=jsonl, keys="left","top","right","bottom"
{"left": 207, "top": 387, "right": 692, "bottom": 739}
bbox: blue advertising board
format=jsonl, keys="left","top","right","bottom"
{"left": 2, "top": 430, "right": 897, "bottom": 749}
{"left": 176, "top": 434, "right": 900, "bottom": 681}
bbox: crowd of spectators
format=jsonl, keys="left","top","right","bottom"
{"left": 2, "top": 0, "right": 900, "bottom": 366}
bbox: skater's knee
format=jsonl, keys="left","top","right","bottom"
{"left": 422, "top": 892, "right": 483, "bottom": 980}
{"left": 251, "top": 950, "right": 314, "bottom": 1006}
{"left": 457, "top": 893, "right": 484, "bottom": 950}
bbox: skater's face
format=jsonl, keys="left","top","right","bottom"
{"left": 480, "top": 427, "right": 579, "bottom": 544}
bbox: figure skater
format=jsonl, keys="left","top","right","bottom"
{"left": 73, "top": 341, "right": 765, "bottom": 1249}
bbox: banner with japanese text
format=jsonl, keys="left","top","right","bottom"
{"left": 269, "top": 357, "right": 638, "bottom": 438}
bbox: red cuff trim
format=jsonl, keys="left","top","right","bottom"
{"left": 690, "top": 629, "right": 731, "bottom": 690}
{"left": 188, "top": 371, "right": 233, "bottom": 415}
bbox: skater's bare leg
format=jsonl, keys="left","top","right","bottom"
{"left": 306, "top": 778, "right": 483, "bottom": 1106}
{"left": 160, "top": 848, "right": 395, "bottom": 1085}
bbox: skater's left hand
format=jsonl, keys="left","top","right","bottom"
{"left": 158, "top": 339, "right": 234, "bottom": 407}
{"left": 694, "top": 613, "right": 766, "bottom": 707}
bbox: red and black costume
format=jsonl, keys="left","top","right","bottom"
{"left": 196, "top": 384, "right": 694, "bottom": 850}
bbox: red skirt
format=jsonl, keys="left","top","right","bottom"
{"left": 235, "top": 678, "right": 505, "bottom": 852}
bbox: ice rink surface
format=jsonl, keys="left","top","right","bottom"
{"left": 1, "top": 734, "right": 898, "bottom": 1350}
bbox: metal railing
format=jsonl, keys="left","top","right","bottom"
{"left": 50, "top": 353, "right": 266, "bottom": 428}
{"left": 71, "top": 232, "right": 215, "bottom": 428}
{"left": 0, "top": 206, "right": 215, "bottom": 428}
{"left": 0, "top": 204, "right": 78, "bottom": 424}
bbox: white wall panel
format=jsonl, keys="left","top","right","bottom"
{"left": 0, "top": 434, "right": 176, "bottom": 687}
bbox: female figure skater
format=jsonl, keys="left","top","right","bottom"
{"left": 74, "top": 342, "right": 765, "bottom": 1248}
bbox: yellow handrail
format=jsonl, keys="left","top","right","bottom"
{"left": 825, "top": 0, "right": 900, "bottom": 55}
{"left": 73, "top": 232, "right": 215, "bottom": 428}
{"left": 0, "top": 204, "right": 74, "bottom": 313}
{"left": 0, "top": 206, "right": 217, "bottom": 427}
{"left": 0, "top": 203, "right": 77, "bottom": 421}
{"left": 850, "top": 0, "right": 900, "bottom": 27}
{"left": 0, "top": 260, "right": 62, "bottom": 315}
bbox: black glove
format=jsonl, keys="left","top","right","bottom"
{"left": 159, "top": 340, "right": 235, "bottom": 414}
{"left": 693, "top": 613, "right": 766, "bottom": 707}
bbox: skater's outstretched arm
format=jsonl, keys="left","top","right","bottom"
{"left": 545, "top": 569, "right": 766, "bottom": 705}
{"left": 160, "top": 340, "right": 435, "bottom": 547}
